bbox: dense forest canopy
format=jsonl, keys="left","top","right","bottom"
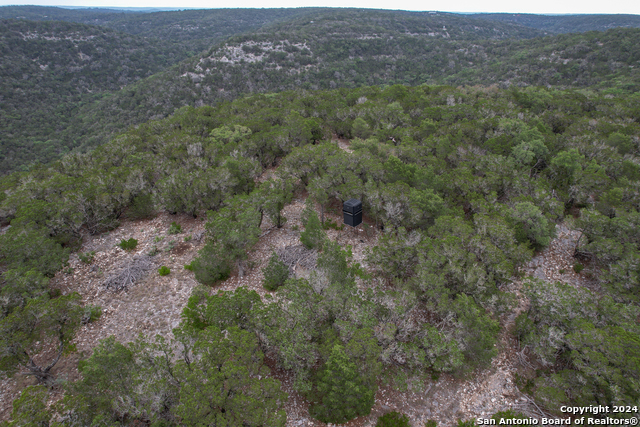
{"left": 0, "top": 6, "right": 315, "bottom": 52}
{"left": 2, "top": 7, "right": 640, "bottom": 173}
{"left": 469, "top": 13, "right": 640, "bottom": 34}
{"left": 1, "top": 83, "right": 640, "bottom": 424}
{"left": 0, "top": 19, "right": 191, "bottom": 173}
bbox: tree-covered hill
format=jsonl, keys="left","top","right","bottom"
{"left": 63, "top": 24, "right": 640, "bottom": 163}
{"left": 0, "top": 6, "right": 323, "bottom": 52}
{"left": 0, "top": 19, "right": 196, "bottom": 174}
{"left": 3, "top": 8, "right": 640, "bottom": 175}
{"left": 470, "top": 13, "right": 640, "bottom": 34}
{"left": 1, "top": 84, "right": 640, "bottom": 424}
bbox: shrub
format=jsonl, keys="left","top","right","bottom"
{"left": 82, "top": 305, "right": 103, "bottom": 324}
{"left": 190, "top": 256, "right": 231, "bottom": 285}
{"left": 425, "top": 421, "right": 437, "bottom": 427}
{"left": 119, "top": 238, "right": 138, "bottom": 251}
{"left": 128, "top": 194, "right": 155, "bottom": 220}
{"left": 168, "top": 221, "right": 182, "bottom": 235}
{"left": 158, "top": 266, "right": 171, "bottom": 276}
{"left": 376, "top": 412, "right": 410, "bottom": 427}
{"left": 309, "top": 344, "right": 374, "bottom": 423}
{"left": 79, "top": 251, "right": 95, "bottom": 264}
{"left": 262, "top": 252, "right": 289, "bottom": 291}
{"left": 300, "top": 202, "right": 326, "bottom": 250}
{"left": 573, "top": 263, "right": 584, "bottom": 273}
{"left": 322, "top": 218, "right": 344, "bottom": 231}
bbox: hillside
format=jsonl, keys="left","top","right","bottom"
{"left": 0, "top": 6, "right": 324, "bottom": 52}
{"left": 64, "top": 24, "right": 640, "bottom": 161}
{"left": 1, "top": 84, "right": 639, "bottom": 425}
{"left": 470, "top": 13, "right": 640, "bottom": 34}
{"left": 0, "top": 8, "right": 551, "bottom": 174}
{"left": 0, "top": 19, "right": 192, "bottom": 173}
{"left": 3, "top": 8, "right": 640, "bottom": 175}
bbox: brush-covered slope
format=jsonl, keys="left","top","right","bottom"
{"left": 470, "top": 13, "right": 640, "bottom": 34}
{"left": 0, "top": 6, "right": 324, "bottom": 53}
{"left": 67, "top": 21, "right": 640, "bottom": 158}
{"left": 0, "top": 8, "right": 550, "bottom": 174}
{"left": 0, "top": 19, "right": 197, "bottom": 173}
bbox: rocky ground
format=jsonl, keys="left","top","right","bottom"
{"left": 0, "top": 195, "right": 591, "bottom": 425}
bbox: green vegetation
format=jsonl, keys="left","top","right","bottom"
{"left": 55, "top": 325, "right": 287, "bottom": 426}
{"left": 310, "top": 344, "right": 375, "bottom": 423}
{"left": 470, "top": 13, "right": 640, "bottom": 34}
{"left": 158, "top": 266, "right": 171, "bottom": 276}
{"left": 376, "top": 411, "right": 411, "bottom": 427}
{"left": 491, "top": 410, "right": 527, "bottom": 422}
{"left": 119, "top": 238, "right": 138, "bottom": 251}
{"left": 300, "top": 201, "right": 327, "bottom": 249}
{"left": 0, "top": 19, "right": 192, "bottom": 174}
{"left": 262, "top": 252, "right": 289, "bottom": 291}
{"left": 1, "top": 73, "right": 640, "bottom": 423}
{"left": 3, "top": 8, "right": 640, "bottom": 173}
{"left": 0, "top": 293, "right": 84, "bottom": 383}
{"left": 516, "top": 280, "right": 640, "bottom": 413}
{"left": 82, "top": 304, "right": 102, "bottom": 324}
{"left": 168, "top": 221, "right": 182, "bottom": 234}
{"left": 78, "top": 251, "right": 95, "bottom": 264}
{"left": 0, "top": 6, "right": 313, "bottom": 52}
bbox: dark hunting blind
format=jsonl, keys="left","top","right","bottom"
{"left": 343, "top": 199, "right": 362, "bottom": 227}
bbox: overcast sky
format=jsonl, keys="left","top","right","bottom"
{"left": 1, "top": 0, "right": 639, "bottom": 14}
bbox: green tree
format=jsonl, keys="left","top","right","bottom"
{"left": 310, "top": 344, "right": 374, "bottom": 423}
{"left": 262, "top": 252, "right": 290, "bottom": 291}
{"left": 198, "top": 196, "right": 261, "bottom": 279}
{"left": 128, "top": 193, "right": 155, "bottom": 220}
{"left": 61, "top": 335, "right": 143, "bottom": 424}
{"left": 0, "top": 293, "right": 83, "bottom": 383}
{"left": 0, "top": 269, "right": 49, "bottom": 319}
{"left": 173, "top": 326, "right": 287, "bottom": 427}
{"left": 256, "top": 178, "right": 293, "bottom": 228}
{"left": 517, "top": 280, "right": 640, "bottom": 411}
{"left": 254, "top": 279, "right": 324, "bottom": 392}
{"left": 376, "top": 412, "right": 410, "bottom": 427}
{"left": 300, "top": 201, "right": 326, "bottom": 250}
{"left": 0, "top": 224, "right": 69, "bottom": 277}
{"left": 509, "top": 201, "right": 555, "bottom": 249}
{"left": 549, "top": 148, "right": 584, "bottom": 193}
{"left": 2, "top": 385, "right": 50, "bottom": 427}
{"left": 352, "top": 117, "right": 371, "bottom": 139}
{"left": 607, "top": 132, "right": 634, "bottom": 155}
